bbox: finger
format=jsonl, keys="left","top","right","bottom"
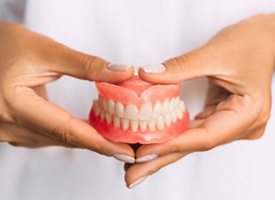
{"left": 139, "top": 46, "right": 223, "bottom": 84}
{"left": 0, "top": 123, "right": 71, "bottom": 148}
{"left": 50, "top": 46, "right": 134, "bottom": 83}
{"left": 135, "top": 95, "right": 258, "bottom": 161}
{"left": 125, "top": 153, "right": 185, "bottom": 188}
{"left": 9, "top": 87, "right": 135, "bottom": 160}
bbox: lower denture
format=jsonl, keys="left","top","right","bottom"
{"left": 89, "top": 76, "right": 189, "bottom": 144}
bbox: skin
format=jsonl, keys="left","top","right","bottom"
{"left": 0, "top": 21, "right": 135, "bottom": 159}
{"left": 125, "top": 14, "right": 275, "bottom": 187}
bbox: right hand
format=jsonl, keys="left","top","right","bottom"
{"left": 0, "top": 21, "right": 135, "bottom": 163}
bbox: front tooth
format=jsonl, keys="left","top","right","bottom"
{"left": 113, "top": 116, "right": 120, "bottom": 128}
{"left": 125, "top": 104, "right": 138, "bottom": 120}
{"left": 148, "top": 119, "right": 156, "bottom": 131}
{"left": 171, "top": 112, "right": 177, "bottom": 123}
{"left": 107, "top": 99, "right": 115, "bottom": 115}
{"left": 164, "top": 114, "right": 171, "bottom": 127}
{"left": 153, "top": 101, "right": 162, "bottom": 119}
{"left": 157, "top": 116, "right": 164, "bottom": 130}
{"left": 180, "top": 101, "right": 185, "bottom": 111}
{"left": 139, "top": 103, "right": 152, "bottom": 120}
{"left": 122, "top": 118, "right": 129, "bottom": 131}
{"left": 115, "top": 102, "right": 124, "bottom": 118}
{"left": 139, "top": 120, "right": 148, "bottom": 132}
{"left": 102, "top": 98, "right": 108, "bottom": 111}
{"left": 130, "top": 120, "right": 139, "bottom": 132}
{"left": 100, "top": 111, "right": 105, "bottom": 121}
{"left": 176, "top": 109, "right": 183, "bottom": 120}
{"left": 169, "top": 97, "right": 175, "bottom": 112}
{"left": 105, "top": 113, "right": 112, "bottom": 124}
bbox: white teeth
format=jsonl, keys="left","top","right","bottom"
{"left": 164, "top": 114, "right": 171, "bottom": 127}
{"left": 113, "top": 116, "right": 120, "bottom": 128}
{"left": 122, "top": 118, "right": 129, "bottom": 131}
{"left": 180, "top": 100, "right": 185, "bottom": 111}
{"left": 97, "top": 96, "right": 185, "bottom": 131}
{"left": 130, "top": 120, "right": 139, "bottom": 132}
{"left": 169, "top": 97, "right": 175, "bottom": 112}
{"left": 153, "top": 101, "right": 162, "bottom": 119}
{"left": 100, "top": 111, "right": 105, "bottom": 121}
{"left": 148, "top": 119, "right": 156, "bottom": 131}
{"left": 107, "top": 99, "right": 115, "bottom": 115}
{"left": 139, "top": 120, "right": 148, "bottom": 132}
{"left": 162, "top": 98, "right": 169, "bottom": 114}
{"left": 125, "top": 104, "right": 139, "bottom": 120}
{"left": 171, "top": 112, "right": 177, "bottom": 123}
{"left": 102, "top": 98, "right": 108, "bottom": 111}
{"left": 157, "top": 116, "right": 164, "bottom": 130}
{"left": 105, "top": 113, "right": 112, "bottom": 124}
{"left": 115, "top": 102, "right": 124, "bottom": 118}
{"left": 176, "top": 109, "right": 183, "bottom": 120}
{"left": 139, "top": 103, "right": 152, "bottom": 120}
{"left": 175, "top": 96, "right": 180, "bottom": 107}
{"left": 93, "top": 101, "right": 101, "bottom": 116}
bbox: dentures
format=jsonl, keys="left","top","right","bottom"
{"left": 89, "top": 76, "right": 189, "bottom": 144}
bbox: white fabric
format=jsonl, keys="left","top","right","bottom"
{"left": 0, "top": 0, "right": 275, "bottom": 199}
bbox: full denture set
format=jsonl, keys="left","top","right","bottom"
{"left": 89, "top": 76, "right": 189, "bottom": 144}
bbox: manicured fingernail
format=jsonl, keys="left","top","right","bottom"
{"left": 135, "top": 153, "right": 159, "bottom": 163}
{"left": 113, "top": 154, "right": 135, "bottom": 163}
{"left": 128, "top": 176, "right": 148, "bottom": 189}
{"left": 107, "top": 63, "right": 132, "bottom": 71}
{"left": 142, "top": 64, "right": 166, "bottom": 73}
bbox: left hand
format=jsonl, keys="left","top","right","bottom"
{"left": 125, "top": 14, "right": 275, "bottom": 188}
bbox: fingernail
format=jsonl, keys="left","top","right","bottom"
{"left": 142, "top": 64, "right": 166, "bottom": 73}
{"left": 107, "top": 63, "right": 132, "bottom": 71}
{"left": 135, "top": 153, "right": 159, "bottom": 163}
{"left": 128, "top": 175, "right": 148, "bottom": 189}
{"left": 113, "top": 154, "right": 135, "bottom": 164}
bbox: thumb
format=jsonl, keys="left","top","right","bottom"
{"left": 138, "top": 47, "right": 220, "bottom": 84}
{"left": 50, "top": 46, "right": 134, "bottom": 83}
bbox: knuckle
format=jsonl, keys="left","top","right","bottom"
{"left": 80, "top": 55, "right": 97, "bottom": 78}
{"left": 49, "top": 116, "right": 76, "bottom": 145}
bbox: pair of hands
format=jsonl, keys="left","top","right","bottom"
{"left": 0, "top": 14, "right": 274, "bottom": 188}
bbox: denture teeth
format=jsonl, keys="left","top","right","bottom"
{"left": 171, "top": 112, "right": 177, "bottom": 123}
{"left": 102, "top": 98, "right": 108, "bottom": 111}
{"left": 139, "top": 120, "right": 148, "bottom": 132}
{"left": 139, "top": 103, "right": 152, "bottom": 120}
{"left": 115, "top": 102, "right": 124, "bottom": 118}
{"left": 175, "top": 96, "right": 180, "bottom": 107}
{"left": 93, "top": 101, "right": 101, "bottom": 116}
{"left": 107, "top": 99, "right": 115, "bottom": 115}
{"left": 179, "top": 100, "right": 185, "bottom": 111}
{"left": 157, "top": 116, "right": 164, "bottom": 130}
{"left": 153, "top": 101, "right": 162, "bottom": 119}
{"left": 113, "top": 116, "right": 120, "bottom": 128}
{"left": 105, "top": 113, "right": 112, "bottom": 124}
{"left": 162, "top": 98, "right": 169, "bottom": 114}
{"left": 100, "top": 111, "right": 105, "bottom": 121}
{"left": 169, "top": 97, "right": 175, "bottom": 112}
{"left": 122, "top": 118, "right": 129, "bottom": 131}
{"left": 125, "top": 104, "right": 139, "bottom": 120}
{"left": 148, "top": 119, "right": 156, "bottom": 131}
{"left": 164, "top": 113, "right": 171, "bottom": 127}
{"left": 176, "top": 109, "right": 183, "bottom": 120}
{"left": 130, "top": 120, "right": 139, "bottom": 132}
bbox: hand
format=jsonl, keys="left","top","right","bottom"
{"left": 0, "top": 21, "right": 135, "bottom": 162}
{"left": 125, "top": 14, "right": 275, "bottom": 187}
